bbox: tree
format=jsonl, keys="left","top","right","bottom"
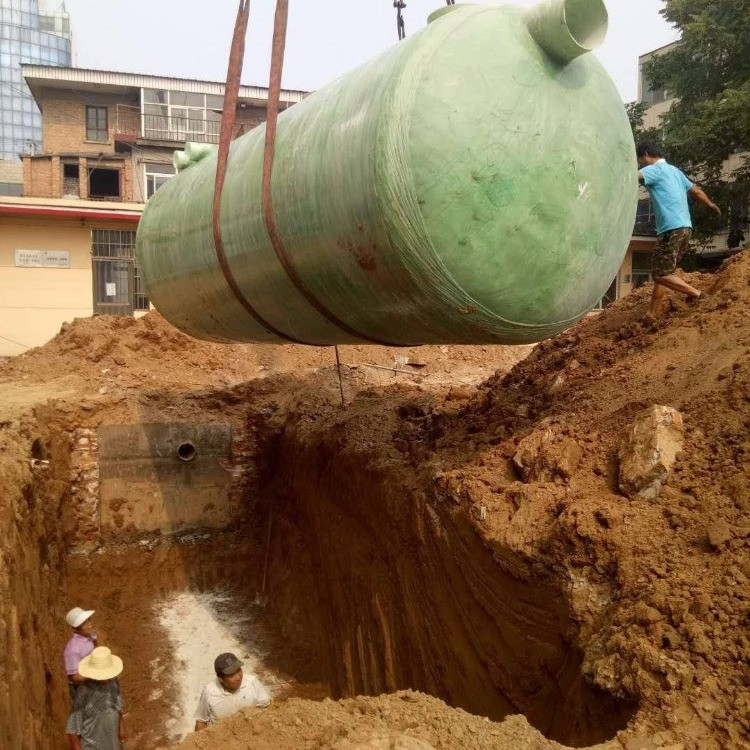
{"left": 625, "top": 101, "right": 646, "bottom": 139}
{"left": 642, "top": 0, "right": 750, "bottom": 248}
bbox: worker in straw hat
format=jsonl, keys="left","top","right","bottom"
{"left": 63, "top": 607, "right": 97, "bottom": 700}
{"left": 66, "top": 646, "right": 124, "bottom": 750}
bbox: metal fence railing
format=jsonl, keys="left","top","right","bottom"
{"left": 115, "top": 105, "right": 222, "bottom": 145}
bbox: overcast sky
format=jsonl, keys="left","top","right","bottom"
{"left": 58, "top": 0, "right": 677, "bottom": 103}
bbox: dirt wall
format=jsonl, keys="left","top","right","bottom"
{"left": 257, "top": 386, "right": 635, "bottom": 748}
{"left": 0, "top": 412, "right": 72, "bottom": 750}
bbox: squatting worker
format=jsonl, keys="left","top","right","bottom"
{"left": 194, "top": 652, "right": 271, "bottom": 731}
{"left": 66, "top": 646, "right": 125, "bottom": 750}
{"left": 63, "top": 607, "right": 97, "bottom": 700}
{"left": 636, "top": 141, "right": 721, "bottom": 317}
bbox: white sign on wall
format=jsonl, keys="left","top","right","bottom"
{"left": 15, "top": 249, "right": 71, "bottom": 268}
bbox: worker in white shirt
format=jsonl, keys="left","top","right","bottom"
{"left": 194, "top": 652, "right": 271, "bottom": 731}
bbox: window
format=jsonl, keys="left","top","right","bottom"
{"left": 62, "top": 162, "right": 79, "bottom": 198}
{"left": 88, "top": 167, "right": 120, "bottom": 199}
{"left": 640, "top": 67, "right": 669, "bottom": 105}
{"left": 635, "top": 198, "right": 656, "bottom": 236}
{"left": 144, "top": 163, "right": 176, "bottom": 199}
{"left": 141, "top": 89, "right": 217, "bottom": 143}
{"left": 592, "top": 277, "right": 618, "bottom": 311}
{"left": 632, "top": 251, "right": 652, "bottom": 289}
{"left": 133, "top": 264, "right": 150, "bottom": 311}
{"left": 0, "top": 182, "right": 23, "bottom": 196}
{"left": 91, "top": 230, "right": 149, "bottom": 315}
{"left": 92, "top": 229, "right": 135, "bottom": 258}
{"left": 86, "top": 105, "right": 108, "bottom": 142}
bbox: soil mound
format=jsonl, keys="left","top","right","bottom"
{"left": 0, "top": 311, "right": 532, "bottom": 396}
{"left": 3, "top": 252, "right": 749, "bottom": 750}
{"left": 0, "top": 312, "right": 321, "bottom": 390}
{"left": 173, "top": 691, "right": 557, "bottom": 750}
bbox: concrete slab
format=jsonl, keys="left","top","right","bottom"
{"left": 98, "top": 422, "right": 235, "bottom": 537}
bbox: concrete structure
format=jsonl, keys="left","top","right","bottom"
{"left": 98, "top": 423, "right": 235, "bottom": 539}
{"left": 0, "top": 66, "right": 306, "bottom": 357}
{"left": 0, "top": 0, "right": 72, "bottom": 194}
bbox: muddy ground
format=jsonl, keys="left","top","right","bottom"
{"left": 1, "top": 254, "right": 749, "bottom": 750}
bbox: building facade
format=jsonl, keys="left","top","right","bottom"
{"left": 0, "top": 0, "right": 72, "bottom": 194}
{"left": 0, "top": 65, "right": 305, "bottom": 356}
{"left": 21, "top": 65, "right": 304, "bottom": 203}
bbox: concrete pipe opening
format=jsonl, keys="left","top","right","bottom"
{"left": 176, "top": 441, "right": 197, "bottom": 462}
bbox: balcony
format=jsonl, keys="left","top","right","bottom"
{"left": 114, "top": 104, "right": 222, "bottom": 146}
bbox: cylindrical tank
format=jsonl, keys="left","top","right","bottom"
{"left": 136, "top": 0, "right": 637, "bottom": 346}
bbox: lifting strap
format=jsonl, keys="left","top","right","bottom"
{"left": 260, "top": 1, "right": 398, "bottom": 346}
{"left": 214, "top": 1, "right": 400, "bottom": 349}
{"left": 212, "top": 1, "right": 305, "bottom": 344}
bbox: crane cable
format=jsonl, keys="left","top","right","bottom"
{"left": 394, "top": 1, "right": 406, "bottom": 40}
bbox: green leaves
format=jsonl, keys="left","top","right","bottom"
{"left": 636, "top": 0, "right": 750, "bottom": 245}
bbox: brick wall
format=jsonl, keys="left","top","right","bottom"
{"left": 27, "top": 157, "right": 54, "bottom": 197}
{"left": 40, "top": 89, "right": 138, "bottom": 155}
{"left": 24, "top": 154, "right": 132, "bottom": 200}
{"left": 235, "top": 105, "right": 266, "bottom": 137}
{"left": 0, "top": 160, "right": 23, "bottom": 183}
{"left": 116, "top": 104, "right": 141, "bottom": 138}
{"left": 68, "top": 428, "right": 100, "bottom": 554}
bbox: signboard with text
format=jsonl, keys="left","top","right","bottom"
{"left": 14, "top": 249, "right": 71, "bottom": 268}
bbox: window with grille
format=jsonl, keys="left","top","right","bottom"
{"left": 133, "top": 264, "right": 150, "bottom": 311}
{"left": 91, "top": 230, "right": 149, "bottom": 313}
{"left": 86, "top": 105, "right": 108, "bottom": 142}
{"left": 92, "top": 229, "right": 135, "bottom": 258}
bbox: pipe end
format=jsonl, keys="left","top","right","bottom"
{"left": 525, "top": 0, "right": 608, "bottom": 64}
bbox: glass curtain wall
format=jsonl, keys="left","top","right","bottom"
{"left": 0, "top": 0, "right": 72, "bottom": 161}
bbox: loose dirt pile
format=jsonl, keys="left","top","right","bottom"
{"left": 0, "top": 311, "right": 530, "bottom": 405}
{"left": 176, "top": 691, "right": 558, "bottom": 750}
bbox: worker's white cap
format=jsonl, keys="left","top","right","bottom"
{"left": 66, "top": 607, "right": 95, "bottom": 628}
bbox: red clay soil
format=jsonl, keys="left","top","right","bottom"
{"left": 0, "top": 312, "right": 530, "bottom": 750}
{"left": 2, "top": 253, "right": 750, "bottom": 750}
{"left": 0, "top": 310, "right": 530, "bottom": 395}
{"left": 175, "top": 691, "right": 562, "bottom": 750}
{"left": 199, "top": 253, "right": 750, "bottom": 750}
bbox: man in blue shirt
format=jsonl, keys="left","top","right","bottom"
{"left": 636, "top": 141, "right": 721, "bottom": 317}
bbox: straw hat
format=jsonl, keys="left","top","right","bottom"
{"left": 78, "top": 647, "right": 123, "bottom": 681}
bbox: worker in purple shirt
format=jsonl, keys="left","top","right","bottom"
{"left": 63, "top": 607, "right": 97, "bottom": 700}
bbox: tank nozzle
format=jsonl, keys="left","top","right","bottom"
{"left": 524, "top": 0, "right": 608, "bottom": 64}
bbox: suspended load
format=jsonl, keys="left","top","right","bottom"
{"left": 136, "top": 0, "right": 637, "bottom": 346}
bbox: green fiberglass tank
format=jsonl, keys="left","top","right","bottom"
{"left": 136, "top": 0, "right": 637, "bottom": 346}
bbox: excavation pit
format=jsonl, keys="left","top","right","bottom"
{"left": 12, "top": 402, "right": 639, "bottom": 749}
{"left": 5, "top": 258, "right": 750, "bottom": 750}
{"left": 59, "top": 520, "right": 636, "bottom": 749}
